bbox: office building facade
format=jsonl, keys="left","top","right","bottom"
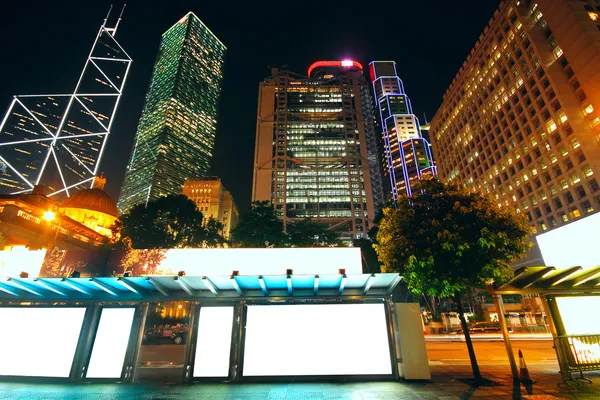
{"left": 370, "top": 61, "right": 437, "bottom": 199}
{"left": 430, "top": 0, "right": 600, "bottom": 234}
{"left": 118, "top": 12, "right": 226, "bottom": 214}
{"left": 252, "top": 61, "right": 382, "bottom": 241}
{"left": 181, "top": 177, "right": 239, "bottom": 239}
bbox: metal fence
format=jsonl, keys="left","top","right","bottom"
{"left": 555, "top": 335, "right": 600, "bottom": 372}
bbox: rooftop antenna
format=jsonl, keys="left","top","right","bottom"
{"left": 103, "top": 5, "right": 113, "bottom": 28}
{"left": 423, "top": 112, "right": 429, "bottom": 124}
{"left": 103, "top": 4, "right": 126, "bottom": 36}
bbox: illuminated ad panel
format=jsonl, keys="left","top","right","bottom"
{"left": 0, "top": 307, "right": 86, "bottom": 377}
{"left": 193, "top": 307, "right": 234, "bottom": 377}
{"left": 556, "top": 297, "right": 600, "bottom": 335}
{"left": 152, "top": 248, "right": 363, "bottom": 276}
{"left": 0, "top": 247, "right": 46, "bottom": 278}
{"left": 536, "top": 213, "right": 600, "bottom": 267}
{"left": 86, "top": 308, "right": 136, "bottom": 378}
{"left": 243, "top": 304, "right": 392, "bottom": 376}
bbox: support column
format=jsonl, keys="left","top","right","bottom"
{"left": 229, "top": 300, "right": 245, "bottom": 381}
{"left": 70, "top": 304, "right": 102, "bottom": 381}
{"left": 541, "top": 295, "right": 570, "bottom": 382}
{"left": 492, "top": 292, "right": 519, "bottom": 381}
{"left": 123, "top": 302, "right": 149, "bottom": 383}
{"left": 385, "top": 297, "right": 401, "bottom": 380}
{"left": 182, "top": 301, "right": 199, "bottom": 383}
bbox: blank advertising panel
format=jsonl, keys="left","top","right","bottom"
{"left": 243, "top": 304, "right": 392, "bottom": 376}
{"left": 0, "top": 307, "right": 86, "bottom": 377}
{"left": 86, "top": 308, "right": 136, "bottom": 378}
{"left": 193, "top": 307, "right": 234, "bottom": 377}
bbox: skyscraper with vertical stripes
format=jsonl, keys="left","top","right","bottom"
{"left": 370, "top": 61, "right": 436, "bottom": 199}
{"left": 117, "top": 12, "right": 226, "bottom": 214}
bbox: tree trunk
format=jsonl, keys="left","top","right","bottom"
{"left": 455, "top": 293, "right": 482, "bottom": 383}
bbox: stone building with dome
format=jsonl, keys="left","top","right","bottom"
{"left": 0, "top": 175, "right": 118, "bottom": 251}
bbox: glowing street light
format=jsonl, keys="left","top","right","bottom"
{"left": 43, "top": 211, "right": 55, "bottom": 222}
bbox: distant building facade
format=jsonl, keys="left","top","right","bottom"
{"left": 252, "top": 61, "right": 383, "bottom": 242}
{"left": 430, "top": 0, "right": 600, "bottom": 235}
{"left": 181, "top": 178, "right": 239, "bottom": 239}
{"left": 118, "top": 12, "right": 226, "bottom": 214}
{"left": 370, "top": 61, "right": 436, "bottom": 200}
{"left": 0, "top": 176, "right": 118, "bottom": 250}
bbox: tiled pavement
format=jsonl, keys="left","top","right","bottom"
{"left": 0, "top": 367, "right": 598, "bottom": 399}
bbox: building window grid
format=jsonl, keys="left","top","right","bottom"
{"left": 431, "top": 3, "right": 598, "bottom": 229}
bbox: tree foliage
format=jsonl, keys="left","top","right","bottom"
{"left": 112, "top": 195, "right": 226, "bottom": 249}
{"left": 230, "top": 202, "right": 341, "bottom": 247}
{"left": 375, "top": 178, "right": 531, "bottom": 297}
{"left": 288, "top": 218, "right": 341, "bottom": 247}
{"left": 375, "top": 178, "right": 531, "bottom": 382}
{"left": 230, "top": 201, "right": 288, "bottom": 247}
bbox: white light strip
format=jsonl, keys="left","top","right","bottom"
{"left": 6, "top": 279, "right": 43, "bottom": 296}
{"left": 61, "top": 279, "right": 91, "bottom": 295}
{"left": 574, "top": 271, "right": 600, "bottom": 287}
{"left": 117, "top": 278, "right": 138, "bottom": 294}
{"left": 202, "top": 276, "right": 219, "bottom": 296}
{"left": 89, "top": 59, "right": 121, "bottom": 95}
{"left": 50, "top": 147, "right": 69, "bottom": 197}
{"left": 48, "top": 177, "right": 95, "bottom": 197}
{"left": 0, "top": 284, "right": 19, "bottom": 297}
{"left": 0, "top": 155, "right": 34, "bottom": 188}
{"left": 58, "top": 142, "right": 95, "bottom": 175}
{"left": 34, "top": 279, "right": 67, "bottom": 296}
{"left": 74, "top": 96, "right": 109, "bottom": 132}
{"left": 0, "top": 132, "right": 108, "bottom": 147}
{"left": 89, "top": 279, "right": 117, "bottom": 296}
{"left": 14, "top": 98, "right": 57, "bottom": 138}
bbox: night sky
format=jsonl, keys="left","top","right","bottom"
{"left": 0, "top": 1, "right": 499, "bottom": 211}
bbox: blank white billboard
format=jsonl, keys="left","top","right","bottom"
{"left": 556, "top": 296, "right": 600, "bottom": 335}
{"left": 243, "top": 304, "right": 392, "bottom": 376}
{"left": 86, "top": 308, "right": 135, "bottom": 378}
{"left": 0, "top": 307, "right": 86, "bottom": 377}
{"left": 153, "top": 247, "right": 363, "bottom": 276}
{"left": 536, "top": 213, "right": 600, "bottom": 267}
{"left": 193, "top": 307, "right": 234, "bottom": 377}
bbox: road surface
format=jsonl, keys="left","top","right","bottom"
{"left": 425, "top": 339, "right": 557, "bottom": 366}
{"left": 137, "top": 339, "right": 557, "bottom": 368}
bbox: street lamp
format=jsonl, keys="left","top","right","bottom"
{"left": 43, "top": 211, "right": 55, "bottom": 222}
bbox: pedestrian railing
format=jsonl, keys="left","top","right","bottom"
{"left": 554, "top": 334, "right": 600, "bottom": 384}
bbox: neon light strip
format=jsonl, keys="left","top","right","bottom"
{"left": 307, "top": 60, "right": 363, "bottom": 77}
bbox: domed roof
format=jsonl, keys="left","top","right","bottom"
{"left": 60, "top": 188, "right": 119, "bottom": 217}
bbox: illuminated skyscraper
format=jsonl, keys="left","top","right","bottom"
{"left": 370, "top": 61, "right": 436, "bottom": 199}
{"left": 430, "top": 0, "right": 600, "bottom": 235}
{"left": 117, "top": 12, "right": 226, "bottom": 214}
{"left": 0, "top": 8, "right": 131, "bottom": 198}
{"left": 252, "top": 61, "right": 383, "bottom": 241}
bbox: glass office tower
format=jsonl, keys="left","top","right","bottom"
{"left": 252, "top": 61, "right": 383, "bottom": 242}
{"left": 117, "top": 12, "right": 226, "bottom": 213}
{"left": 370, "top": 61, "right": 436, "bottom": 199}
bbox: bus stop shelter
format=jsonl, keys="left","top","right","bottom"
{"left": 0, "top": 271, "right": 430, "bottom": 383}
{"left": 492, "top": 264, "right": 600, "bottom": 383}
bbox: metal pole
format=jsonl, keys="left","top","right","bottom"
{"left": 126, "top": 302, "right": 149, "bottom": 383}
{"left": 541, "top": 295, "right": 570, "bottom": 382}
{"left": 70, "top": 304, "right": 101, "bottom": 381}
{"left": 229, "top": 300, "right": 245, "bottom": 381}
{"left": 385, "top": 297, "right": 401, "bottom": 380}
{"left": 182, "top": 301, "right": 199, "bottom": 383}
{"left": 492, "top": 291, "right": 519, "bottom": 381}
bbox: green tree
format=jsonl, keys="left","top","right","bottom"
{"left": 288, "top": 218, "right": 341, "bottom": 247}
{"left": 375, "top": 178, "right": 531, "bottom": 383}
{"left": 230, "top": 201, "right": 287, "bottom": 247}
{"left": 112, "top": 195, "right": 226, "bottom": 249}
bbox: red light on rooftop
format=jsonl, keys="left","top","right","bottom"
{"left": 308, "top": 60, "right": 363, "bottom": 77}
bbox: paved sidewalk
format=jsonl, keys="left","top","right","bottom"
{"left": 0, "top": 367, "right": 598, "bottom": 399}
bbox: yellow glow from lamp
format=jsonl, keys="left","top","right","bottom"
{"left": 43, "top": 211, "right": 55, "bottom": 222}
